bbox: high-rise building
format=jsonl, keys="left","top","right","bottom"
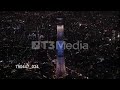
{"left": 56, "top": 24, "right": 66, "bottom": 78}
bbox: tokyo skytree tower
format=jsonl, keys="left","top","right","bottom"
{"left": 56, "top": 18, "right": 66, "bottom": 78}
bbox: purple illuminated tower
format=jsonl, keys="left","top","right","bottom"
{"left": 56, "top": 22, "right": 66, "bottom": 78}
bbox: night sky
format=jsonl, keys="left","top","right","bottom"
{"left": 0, "top": 11, "right": 120, "bottom": 79}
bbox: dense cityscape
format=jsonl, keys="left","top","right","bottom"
{"left": 0, "top": 11, "right": 120, "bottom": 79}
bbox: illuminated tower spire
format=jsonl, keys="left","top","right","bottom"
{"left": 56, "top": 18, "right": 66, "bottom": 78}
